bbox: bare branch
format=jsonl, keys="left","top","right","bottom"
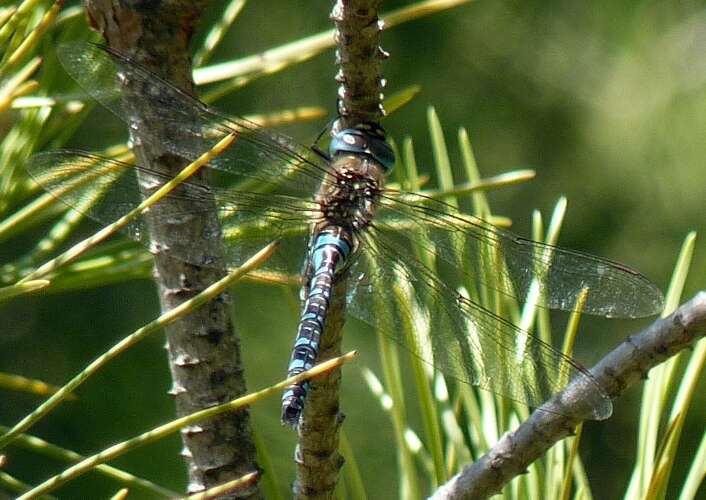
{"left": 83, "top": 1, "right": 260, "bottom": 497}
{"left": 431, "top": 292, "right": 706, "bottom": 500}
{"left": 292, "top": 281, "right": 347, "bottom": 499}
{"left": 291, "top": 1, "right": 388, "bottom": 498}
{"left": 331, "top": 0, "right": 387, "bottom": 134}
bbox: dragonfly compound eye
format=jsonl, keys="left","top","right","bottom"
{"left": 330, "top": 129, "right": 396, "bottom": 173}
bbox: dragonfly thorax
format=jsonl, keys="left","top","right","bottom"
{"left": 317, "top": 154, "right": 385, "bottom": 232}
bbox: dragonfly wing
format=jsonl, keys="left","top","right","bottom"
{"left": 25, "top": 150, "right": 315, "bottom": 274}
{"left": 375, "top": 191, "right": 663, "bottom": 319}
{"left": 344, "top": 226, "right": 612, "bottom": 419}
{"left": 56, "top": 43, "right": 330, "bottom": 195}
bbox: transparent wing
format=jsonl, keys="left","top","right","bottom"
{"left": 345, "top": 225, "right": 612, "bottom": 419}
{"left": 56, "top": 43, "right": 332, "bottom": 195}
{"left": 25, "top": 150, "right": 316, "bottom": 273}
{"left": 374, "top": 190, "right": 663, "bottom": 319}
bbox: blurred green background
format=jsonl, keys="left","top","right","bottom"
{"left": 2, "top": 0, "right": 705, "bottom": 498}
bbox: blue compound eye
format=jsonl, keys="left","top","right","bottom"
{"left": 330, "top": 129, "right": 395, "bottom": 173}
{"left": 367, "top": 136, "right": 395, "bottom": 173}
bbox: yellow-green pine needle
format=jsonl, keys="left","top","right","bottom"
{"left": 0, "top": 240, "right": 278, "bottom": 450}
{"left": 0, "top": 424, "right": 177, "bottom": 497}
{"left": 19, "top": 132, "right": 237, "bottom": 284}
{"left": 252, "top": 425, "right": 284, "bottom": 500}
{"left": 421, "top": 169, "right": 535, "bottom": 200}
{"left": 1, "top": 0, "right": 62, "bottom": 75}
{"left": 17, "top": 351, "right": 356, "bottom": 500}
{"left": 0, "top": 57, "right": 40, "bottom": 112}
{"left": 0, "top": 371, "right": 71, "bottom": 398}
{"left": 679, "top": 427, "right": 706, "bottom": 500}
{"left": 340, "top": 430, "right": 368, "bottom": 500}
{"left": 559, "top": 423, "right": 584, "bottom": 500}
{"left": 629, "top": 232, "right": 695, "bottom": 498}
{"left": 192, "top": 0, "right": 247, "bottom": 67}
{"left": 0, "top": 279, "right": 48, "bottom": 301}
{"left": 184, "top": 472, "right": 261, "bottom": 500}
{"left": 193, "top": 0, "right": 473, "bottom": 86}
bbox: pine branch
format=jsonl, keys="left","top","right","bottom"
{"left": 331, "top": 0, "right": 387, "bottom": 133}
{"left": 82, "top": 1, "right": 260, "bottom": 497}
{"left": 292, "top": 280, "right": 347, "bottom": 498}
{"left": 430, "top": 292, "right": 706, "bottom": 500}
{"left": 292, "top": 1, "right": 388, "bottom": 498}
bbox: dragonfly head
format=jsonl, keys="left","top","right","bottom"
{"left": 330, "top": 127, "right": 395, "bottom": 173}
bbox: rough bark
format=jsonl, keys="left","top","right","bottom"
{"left": 292, "top": 280, "right": 347, "bottom": 499}
{"left": 331, "top": 0, "right": 388, "bottom": 134}
{"left": 83, "top": 1, "right": 260, "bottom": 497}
{"left": 291, "top": 1, "right": 388, "bottom": 498}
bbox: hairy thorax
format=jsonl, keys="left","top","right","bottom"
{"left": 315, "top": 154, "right": 386, "bottom": 233}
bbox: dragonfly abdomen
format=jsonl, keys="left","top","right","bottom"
{"left": 281, "top": 226, "right": 354, "bottom": 427}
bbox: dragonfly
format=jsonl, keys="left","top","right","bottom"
{"left": 26, "top": 44, "right": 664, "bottom": 428}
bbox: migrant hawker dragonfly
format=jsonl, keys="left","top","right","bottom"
{"left": 26, "top": 44, "right": 664, "bottom": 427}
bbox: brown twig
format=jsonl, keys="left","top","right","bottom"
{"left": 83, "top": 1, "right": 260, "bottom": 497}
{"left": 430, "top": 292, "right": 706, "bottom": 500}
{"left": 291, "top": 1, "right": 388, "bottom": 499}
{"left": 331, "top": 0, "right": 388, "bottom": 134}
{"left": 292, "top": 280, "right": 348, "bottom": 499}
